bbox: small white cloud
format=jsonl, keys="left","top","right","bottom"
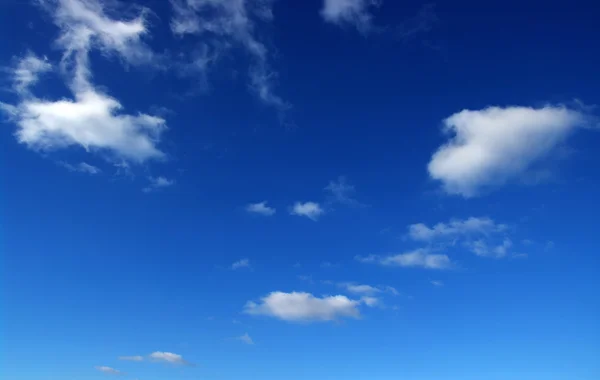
{"left": 244, "top": 291, "right": 361, "bottom": 322}
{"left": 11, "top": 52, "right": 52, "bottom": 94}
{"left": 143, "top": 176, "right": 175, "bottom": 193}
{"left": 149, "top": 351, "right": 189, "bottom": 365}
{"left": 360, "top": 296, "right": 379, "bottom": 307}
{"left": 237, "top": 333, "right": 254, "bottom": 345}
{"left": 341, "top": 283, "right": 381, "bottom": 295}
{"left": 428, "top": 105, "right": 589, "bottom": 197}
{"left": 290, "top": 201, "right": 324, "bottom": 221}
{"left": 321, "top": 0, "right": 380, "bottom": 33}
{"left": 430, "top": 280, "right": 444, "bottom": 287}
{"left": 231, "top": 258, "right": 250, "bottom": 270}
{"left": 408, "top": 217, "right": 506, "bottom": 241}
{"left": 60, "top": 161, "right": 101, "bottom": 174}
{"left": 118, "top": 356, "right": 144, "bottom": 362}
{"left": 245, "top": 201, "right": 275, "bottom": 216}
{"left": 357, "top": 249, "right": 454, "bottom": 270}
{"left": 468, "top": 238, "right": 512, "bottom": 259}
{"left": 95, "top": 366, "right": 122, "bottom": 375}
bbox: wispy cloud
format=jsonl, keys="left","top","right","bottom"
{"left": 170, "top": 0, "right": 289, "bottom": 112}
{"left": 95, "top": 366, "right": 122, "bottom": 375}
{"left": 118, "top": 356, "right": 144, "bottom": 362}
{"left": 428, "top": 105, "right": 591, "bottom": 197}
{"left": 357, "top": 249, "right": 454, "bottom": 270}
{"left": 231, "top": 258, "right": 250, "bottom": 270}
{"left": 9, "top": 52, "right": 52, "bottom": 94}
{"left": 321, "top": 0, "right": 380, "bottom": 34}
{"left": 408, "top": 217, "right": 506, "bottom": 241}
{"left": 430, "top": 280, "right": 444, "bottom": 287}
{"left": 245, "top": 201, "right": 276, "bottom": 216}
{"left": 236, "top": 333, "right": 254, "bottom": 345}
{"left": 149, "top": 351, "right": 191, "bottom": 365}
{"left": 143, "top": 176, "right": 175, "bottom": 193}
{"left": 325, "top": 176, "right": 363, "bottom": 206}
{"left": 290, "top": 201, "right": 324, "bottom": 221}
{"left": 60, "top": 161, "right": 101, "bottom": 174}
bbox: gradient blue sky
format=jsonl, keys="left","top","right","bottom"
{"left": 1, "top": 0, "right": 599, "bottom": 379}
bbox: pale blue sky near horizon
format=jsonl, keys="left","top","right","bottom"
{"left": 1, "top": 0, "right": 599, "bottom": 379}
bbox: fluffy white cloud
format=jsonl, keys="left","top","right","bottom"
{"left": 143, "top": 176, "right": 175, "bottom": 192}
{"left": 237, "top": 333, "right": 254, "bottom": 345}
{"left": 428, "top": 105, "right": 588, "bottom": 197}
{"left": 321, "top": 0, "right": 379, "bottom": 33}
{"left": 11, "top": 52, "right": 52, "bottom": 94}
{"left": 408, "top": 217, "right": 506, "bottom": 241}
{"left": 0, "top": 0, "right": 167, "bottom": 164}
{"left": 290, "top": 201, "right": 324, "bottom": 221}
{"left": 357, "top": 249, "right": 453, "bottom": 270}
{"left": 231, "top": 258, "right": 250, "bottom": 270}
{"left": 245, "top": 201, "right": 276, "bottom": 216}
{"left": 118, "top": 356, "right": 144, "bottom": 362}
{"left": 95, "top": 366, "right": 122, "bottom": 375}
{"left": 468, "top": 238, "right": 513, "bottom": 259}
{"left": 149, "top": 351, "right": 189, "bottom": 365}
{"left": 244, "top": 291, "right": 361, "bottom": 322}
{"left": 170, "top": 0, "right": 287, "bottom": 110}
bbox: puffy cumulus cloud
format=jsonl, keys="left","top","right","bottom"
{"left": 1, "top": 0, "right": 167, "bottom": 164}
{"left": 10, "top": 91, "right": 166, "bottom": 162}
{"left": 357, "top": 249, "right": 454, "bottom": 270}
{"left": 321, "top": 0, "right": 380, "bottom": 33}
{"left": 143, "top": 176, "right": 175, "bottom": 192}
{"left": 231, "top": 258, "right": 250, "bottom": 270}
{"left": 170, "top": 0, "right": 288, "bottom": 110}
{"left": 95, "top": 366, "right": 122, "bottom": 375}
{"left": 10, "top": 52, "right": 52, "bottom": 94}
{"left": 245, "top": 201, "right": 276, "bottom": 216}
{"left": 290, "top": 201, "right": 324, "bottom": 221}
{"left": 428, "top": 105, "right": 589, "bottom": 197}
{"left": 149, "top": 351, "right": 190, "bottom": 365}
{"left": 408, "top": 217, "right": 506, "bottom": 241}
{"left": 244, "top": 291, "right": 362, "bottom": 322}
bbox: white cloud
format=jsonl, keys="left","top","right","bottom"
{"left": 245, "top": 201, "right": 275, "bottom": 216}
{"left": 11, "top": 52, "right": 52, "bottom": 94}
{"left": 341, "top": 283, "right": 381, "bottom": 295}
{"left": 430, "top": 280, "right": 444, "bottom": 287}
{"left": 143, "top": 176, "right": 175, "bottom": 192}
{"left": 360, "top": 296, "right": 379, "bottom": 307}
{"left": 428, "top": 105, "right": 588, "bottom": 197}
{"left": 60, "top": 161, "right": 101, "bottom": 174}
{"left": 149, "top": 351, "right": 189, "bottom": 365}
{"left": 244, "top": 291, "right": 361, "bottom": 322}
{"left": 468, "top": 238, "right": 512, "bottom": 259}
{"left": 321, "top": 0, "right": 380, "bottom": 33}
{"left": 0, "top": 0, "right": 167, "bottom": 164}
{"left": 237, "top": 333, "right": 254, "bottom": 345}
{"left": 118, "top": 356, "right": 144, "bottom": 362}
{"left": 95, "top": 366, "right": 122, "bottom": 375}
{"left": 231, "top": 258, "right": 250, "bottom": 270}
{"left": 290, "top": 201, "right": 324, "bottom": 221}
{"left": 325, "top": 176, "right": 362, "bottom": 206}
{"left": 170, "top": 0, "right": 288, "bottom": 110}
{"left": 357, "top": 249, "right": 453, "bottom": 270}
{"left": 408, "top": 217, "right": 506, "bottom": 241}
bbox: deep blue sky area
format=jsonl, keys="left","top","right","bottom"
{"left": 1, "top": 1, "right": 599, "bottom": 379}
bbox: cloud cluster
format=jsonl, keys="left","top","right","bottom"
{"left": 428, "top": 105, "right": 588, "bottom": 197}
{"left": 244, "top": 291, "right": 366, "bottom": 322}
{"left": 1, "top": 0, "right": 167, "bottom": 164}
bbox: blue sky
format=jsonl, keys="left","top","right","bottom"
{"left": 1, "top": 0, "right": 599, "bottom": 379}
